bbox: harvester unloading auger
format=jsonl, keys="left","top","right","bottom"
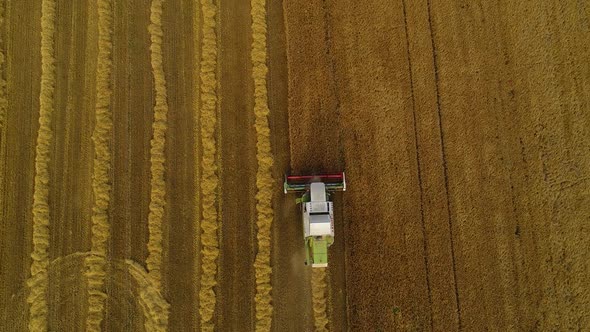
{"left": 284, "top": 173, "right": 346, "bottom": 268}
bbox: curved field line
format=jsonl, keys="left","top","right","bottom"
{"left": 250, "top": 0, "right": 275, "bottom": 329}
{"left": 26, "top": 0, "right": 56, "bottom": 330}
{"left": 312, "top": 268, "right": 329, "bottom": 331}
{"left": 198, "top": 0, "right": 220, "bottom": 330}
{"left": 23, "top": 253, "right": 170, "bottom": 331}
{"left": 145, "top": 0, "right": 169, "bottom": 296}
{"left": 83, "top": 0, "right": 114, "bottom": 330}
{"left": 126, "top": 259, "right": 170, "bottom": 331}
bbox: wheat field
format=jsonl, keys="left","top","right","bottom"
{"left": 0, "top": 0, "right": 589, "bottom": 331}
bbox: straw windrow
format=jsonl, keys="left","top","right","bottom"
{"left": 145, "top": 0, "right": 169, "bottom": 299}
{"left": 251, "top": 0, "right": 275, "bottom": 329}
{"left": 27, "top": 0, "right": 56, "bottom": 330}
{"left": 84, "top": 0, "right": 114, "bottom": 330}
{"left": 312, "top": 268, "right": 329, "bottom": 331}
{"left": 198, "top": 0, "right": 221, "bottom": 330}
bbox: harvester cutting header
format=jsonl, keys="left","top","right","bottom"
{"left": 284, "top": 172, "right": 346, "bottom": 268}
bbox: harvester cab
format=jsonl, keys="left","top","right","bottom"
{"left": 284, "top": 173, "right": 346, "bottom": 268}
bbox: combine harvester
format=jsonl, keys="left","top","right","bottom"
{"left": 284, "top": 173, "right": 346, "bottom": 267}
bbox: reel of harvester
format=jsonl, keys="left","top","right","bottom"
{"left": 283, "top": 173, "right": 346, "bottom": 194}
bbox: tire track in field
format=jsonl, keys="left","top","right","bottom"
{"left": 312, "top": 268, "right": 329, "bottom": 331}
{"left": 198, "top": 0, "right": 220, "bottom": 330}
{"left": 425, "top": 1, "right": 462, "bottom": 327}
{"left": 145, "top": 0, "right": 169, "bottom": 304}
{"left": 251, "top": 0, "right": 275, "bottom": 329}
{"left": 83, "top": 0, "right": 114, "bottom": 330}
{"left": 26, "top": 0, "right": 56, "bottom": 330}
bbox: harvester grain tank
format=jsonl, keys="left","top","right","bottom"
{"left": 284, "top": 173, "right": 346, "bottom": 268}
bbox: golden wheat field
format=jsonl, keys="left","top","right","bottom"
{"left": 0, "top": 0, "right": 589, "bottom": 331}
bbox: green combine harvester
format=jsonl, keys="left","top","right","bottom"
{"left": 284, "top": 173, "right": 346, "bottom": 268}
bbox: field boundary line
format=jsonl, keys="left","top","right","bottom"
{"left": 250, "top": 0, "right": 275, "bottom": 329}
{"left": 198, "top": 0, "right": 220, "bottom": 330}
{"left": 26, "top": 0, "right": 56, "bottom": 330}
{"left": 83, "top": 0, "right": 114, "bottom": 330}
{"left": 145, "top": 2, "right": 170, "bottom": 321}
{"left": 0, "top": 0, "right": 8, "bottom": 228}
